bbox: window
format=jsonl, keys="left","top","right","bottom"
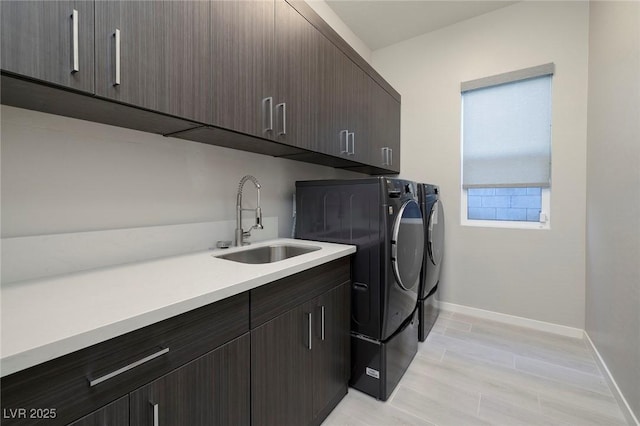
{"left": 461, "top": 63, "right": 553, "bottom": 228}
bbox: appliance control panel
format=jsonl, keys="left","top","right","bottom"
{"left": 386, "top": 179, "right": 402, "bottom": 198}
{"left": 386, "top": 179, "right": 416, "bottom": 198}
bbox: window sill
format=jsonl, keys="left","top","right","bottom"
{"left": 461, "top": 218, "right": 550, "bottom": 230}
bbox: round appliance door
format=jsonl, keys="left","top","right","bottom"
{"left": 391, "top": 199, "right": 425, "bottom": 291}
{"left": 427, "top": 200, "right": 445, "bottom": 266}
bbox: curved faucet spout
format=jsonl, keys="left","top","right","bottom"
{"left": 235, "top": 175, "right": 263, "bottom": 246}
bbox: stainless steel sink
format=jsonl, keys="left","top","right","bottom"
{"left": 214, "top": 244, "right": 321, "bottom": 264}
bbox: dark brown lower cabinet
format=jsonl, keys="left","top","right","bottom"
{"left": 130, "top": 334, "right": 250, "bottom": 426}
{"left": 312, "top": 283, "right": 350, "bottom": 419}
{"left": 67, "top": 396, "right": 128, "bottom": 426}
{"left": 0, "top": 261, "right": 350, "bottom": 426}
{"left": 251, "top": 282, "right": 350, "bottom": 426}
{"left": 251, "top": 302, "right": 313, "bottom": 426}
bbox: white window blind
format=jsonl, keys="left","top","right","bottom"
{"left": 461, "top": 64, "right": 553, "bottom": 189}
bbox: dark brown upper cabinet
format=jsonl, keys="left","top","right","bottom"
{"left": 1, "top": 0, "right": 402, "bottom": 175}
{"left": 208, "top": 0, "right": 323, "bottom": 152}
{"left": 324, "top": 49, "right": 371, "bottom": 165}
{"left": 272, "top": 0, "right": 326, "bottom": 151}
{"left": 94, "top": 1, "right": 211, "bottom": 124}
{"left": 208, "top": 0, "right": 323, "bottom": 151}
{"left": 210, "top": 0, "right": 275, "bottom": 139}
{"left": 0, "top": 1, "right": 94, "bottom": 93}
{"left": 368, "top": 79, "right": 401, "bottom": 173}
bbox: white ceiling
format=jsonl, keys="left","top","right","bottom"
{"left": 325, "top": 1, "right": 518, "bottom": 51}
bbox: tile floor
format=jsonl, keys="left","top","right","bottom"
{"left": 323, "top": 311, "right": 631, "bottom": 426}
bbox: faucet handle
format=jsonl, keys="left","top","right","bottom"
{"left": 255, "top": 207, "right": 263, "bottom": 229}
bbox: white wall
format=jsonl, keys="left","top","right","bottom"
{"left": 371, "top": 1, "right": 590, "bottom": 328}
{"left": 304, "top": 0, "right": 372, "bottom": 63}
{"left": 586, "top": 1, "right": 640, "bottom": 421}
{"left": 0, "top": 106, "right": 364, "bottom": 282}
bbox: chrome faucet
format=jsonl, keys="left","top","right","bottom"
{"left": 235, "top": 175, "right": 263, "bottom": 246}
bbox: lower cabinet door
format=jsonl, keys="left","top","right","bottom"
{"left": 312, "top": 282, "right": 350, "bottom": 417}
{"left": 129, "top": 334, "right": 250, "bottom": 426}
{"left": 251, "top": 302, "right": 314, "bottom": 426}
{"left": 67, "top": 396, "right": 128, "bottom": 426}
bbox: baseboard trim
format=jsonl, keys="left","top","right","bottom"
{"left": 438, "top": 301, "right": 584, "bottom": 339}
{"left": 584, "top": 332, "right": 640, "bottom": 426}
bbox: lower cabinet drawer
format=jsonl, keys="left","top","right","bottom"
{"left": 250, "top": 257, "right": 350, "bottom": 328}
{"left": 0, "top": 292, "right": 249, "bottom": 426}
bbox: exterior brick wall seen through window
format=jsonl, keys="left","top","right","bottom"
{"left": 468, "top": 187, "right": 541, "bottom": 222}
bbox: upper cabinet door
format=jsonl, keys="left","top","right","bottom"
{"left": 369, "top": 79, "right": 401, "bottom": 173}
{"left": 95, "top": 1, "right": 211, "bottom": 124}
{"left": 273, "top": 0, "right": 324, "bottom": 150}
{"left": 318, "top": 44, "right": 369, "bottom": 164}
{"left": 0, "top": 1, "right": 94, "bottom": 93}
{"left": 342, "top": 56, "right": 371, "bottom": 164}
{"left": 211, "top": 0, "right": 275, "bottom": 139}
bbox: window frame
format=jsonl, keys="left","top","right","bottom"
{"left": 460, "top": 64, "right": 554, "bottom": 230}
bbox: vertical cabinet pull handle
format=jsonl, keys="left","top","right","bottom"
{"left": 340, "top": 130, "right": 348, "bottom": 154}
{"left": 381, "top": 147, "right": 388, "bottom": 165}
{"left": 262, "top": 97, "right": 273, "bottom": 133}
{"left": 306, "top": 312, "right": 312, "bottom": 350}
{"left": 276, "top": 103, "right": 287, "bottom": 136}
{"left": 348, "top": 132, "right": 356, "bottom": 155}
{"left": 113, "top": 29, "right": 121, "bottom": 86}
{"left": 320, "top": 305, "right": 325, "bottom": 341}
{"left": 388, "top": 148, "right": 393, "bottom": 166}
{"left": 71, "top": 9, "right": 79, "bottom": 73}
{"left": 152, "top": 403, "right": 159, "bottom": 426}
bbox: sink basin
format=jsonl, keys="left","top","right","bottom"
{"left": 214, "top": 244, "right": 321, "bottom": 264}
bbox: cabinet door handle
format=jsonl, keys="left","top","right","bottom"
{"left": 113, "top": 29, "right": 121, "bottom": 86}
{"left": 88, "top": 347, "right": 169, "bottom": 386}
{"left": 320, "top": 305, "right": 325, "bottom": 341}
{"left": 71, "top": 9, "right": 79, "bottom": 73}
{"left": 381, "top": 147, "right": 386, "bottom": 165}
{"left": 276, "top": 103, "right": 287, "bottom": 136}
{"left": 262, "top": 97, "right": 273, "bottom": 133}
{"left": 349, "top": 132, "right": 356, "bottom": 155}
{"left": 340, "top": 130, "right": 348, "bottom": 154}
{"left": 152, "top": 403, "right": 159, "bottom": 426}
{"left": 388, "top": 148, "right": 393, "bottom": 166}
{"left": 306, "top": 312, "right": 312, "bottom": 350}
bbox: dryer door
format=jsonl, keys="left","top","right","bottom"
{"left": 427, "top": 200, "right": 445, "bottom": 267}
{"left": 391, "top": 199, "right": 425, "bottom": 291}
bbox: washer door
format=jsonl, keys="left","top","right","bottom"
{"left": 391, "top": 199, "right": 425, "bottom": 291}
{"left": 427, "top": 200, "right": 445, "bottom": 266}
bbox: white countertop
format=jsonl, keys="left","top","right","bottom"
{"left": 0, "top": 238, "right": 355, "bottom": 377}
